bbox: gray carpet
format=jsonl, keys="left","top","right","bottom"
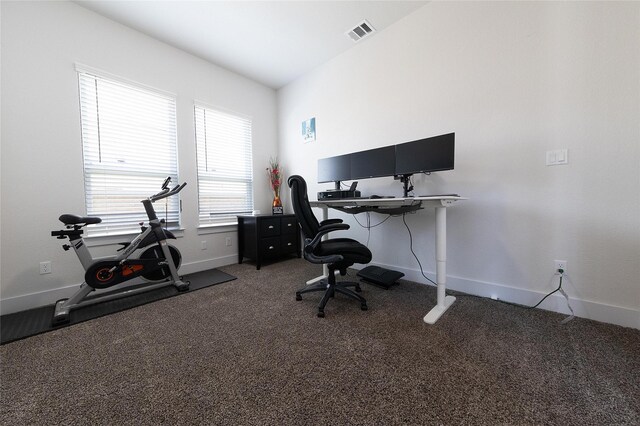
{"left": 0, "top": 269, "right": 236, "bottom": 344}
{"left": 1, "top": 258, "right": 638, "bottom": 425}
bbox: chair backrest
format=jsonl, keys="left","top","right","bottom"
{"left": 287, "top": 175, "right": 320, "bottom": 239}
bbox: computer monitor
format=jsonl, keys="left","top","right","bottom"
{"left": 395, "top": 133, "right": 455, "bottom": 176}
{"left": 317, "top": 154, "right": 352, "bottom": 188}
{"left": 317, "top": 132, "right": 455, "bottom": 196}
{"left": 351, "top": 146, "right": 396, "bottom": 180}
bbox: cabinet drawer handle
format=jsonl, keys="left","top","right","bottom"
{"left": 287, "top": 223, "right": 292, "bottom": 227}
{"left": 268, "top": 225, "right": 274, "bottom": 229}
{"left": 268, "top": 246, "right": 275, "bottom": 250}
{"left": 287, "top": 242, "right": 292, "bottom": 246}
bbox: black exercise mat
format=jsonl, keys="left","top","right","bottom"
{"left": 0, "top": 269, "right": 235, "bottom": 345}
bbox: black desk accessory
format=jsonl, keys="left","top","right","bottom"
{"left": 357, "top": 266, "right": 405, "bottom": 289}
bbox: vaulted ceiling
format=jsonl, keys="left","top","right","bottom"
{"left": 75, "top": 1, "right": 428, "bottom": 89}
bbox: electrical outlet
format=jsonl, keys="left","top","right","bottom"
{"left": 201, "top": 241, "right": 207, "bottom": 250}
{"left": 554, "top": 260, "right": 567, "bottom": 273}
{"left": 40, "top": 261, "right": 52, "bottom": 275}
{"left": 225, "top": 237, "right": 232, "bottom": 247}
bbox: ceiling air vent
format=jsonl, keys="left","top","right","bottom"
{"left": 346, "top": 19, "right": 376, "bottom": 42}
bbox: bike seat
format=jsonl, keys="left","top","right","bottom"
{"left": 58, "top": 214, "right": 102, "bottom": 225}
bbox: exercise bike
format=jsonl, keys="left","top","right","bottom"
{"left": 50, "top": 177, "right": 189, "bottom": 325}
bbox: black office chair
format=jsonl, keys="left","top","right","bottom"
{"left": 288, "top": 175, "right": 372, "bottom": 317}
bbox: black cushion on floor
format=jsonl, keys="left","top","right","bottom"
{"left": 0, "top": 269, "right": 236, "bottom": 345}
{"left": 357, "top": 266, "right": 405, "bottom": 289}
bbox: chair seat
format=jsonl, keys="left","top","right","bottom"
{"left": 314, "top": 239, "right": 372, "bottom": 265}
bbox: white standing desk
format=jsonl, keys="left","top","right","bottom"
{"left": 310, "top": 195, "right": 465, "bottom": 324}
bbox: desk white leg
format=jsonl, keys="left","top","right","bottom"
{"left": 306, "top": 205, "right": 330, "bottom": 285}
{"left": 423, "top": 206, "right": 456, "bottom": 324}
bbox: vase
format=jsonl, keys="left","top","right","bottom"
{"left": 272, "top": 189, "right": 283, "bottom": 215}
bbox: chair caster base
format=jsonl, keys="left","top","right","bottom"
{"left": 296, "top": 293, "right": 302, "bottom": 301}
{"left": 361, "top": 303, "right": 368, "bottom": 311}
{"left": 317, "top": 310, "right": 325, "bottom": 318}
{"left": 355, "top": 286, "right": 362, "bottom": 293}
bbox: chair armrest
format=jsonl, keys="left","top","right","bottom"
{"left": 306, "top": 223, "right": 349, "bottom": 250}
{"left": 319, "top": 218, "right": 343, "bottom": 226}
{"left": 316, "top": 222, "right": 349, "bottom": 239}
{"left": 302, "top": 222, "right": 350, "bottom": 264}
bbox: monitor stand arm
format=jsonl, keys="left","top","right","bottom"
{"left": 395, "top": 174, "right": 413, "bottom": 197}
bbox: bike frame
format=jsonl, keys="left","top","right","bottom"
{"left": 68, "top": 220, "right": 172, "bottom": 272}
{"left": 52, "top": 179, "right": 188, "bottom": 325}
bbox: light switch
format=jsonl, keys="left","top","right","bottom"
{"left": 546, "top": 149, "right": 568, "bottom": 166}
{"left": 556, "top": 149, "right": 568, "bottom": 164}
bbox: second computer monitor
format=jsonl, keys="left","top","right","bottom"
{"left": 350, "top": 146, "right": 396, "bottom": 180}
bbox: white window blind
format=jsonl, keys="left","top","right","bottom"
{"left": 194, "top": 106, "right": 253, "bottom": 225}
{"left": 78, "top": 71, "right": 180, "bottom": 235}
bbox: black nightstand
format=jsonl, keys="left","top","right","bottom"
{"left": 237, "top": 214, "right": 301, "bottom": 270}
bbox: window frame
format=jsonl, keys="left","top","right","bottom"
{"left": 193, "top": 103, "right": 254, "bottom": 228}
{"left": 76, "top": 64, "right": 181, "bottom": 237}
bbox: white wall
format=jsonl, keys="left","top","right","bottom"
{"left": 278, "top": 2, "right": 640, "bottom": 328}
{"left": 0, "top": 1, "right": 278, "bottom": 313}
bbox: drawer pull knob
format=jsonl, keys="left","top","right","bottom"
{"left": 287, "top": 223, "right": 292, "bottom": 227}
{"left": 268, "top": 225, "right": 274, "bottom": 229}
{"left": 287, "top": 243, "right": 292, "bottom": 246}
{"left": 268, "top": 246, "right": 274, "bottom": 250}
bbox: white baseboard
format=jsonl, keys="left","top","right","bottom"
{"left": 179, "top": 254, "right": 237, "bottom": 275}
{"left": 0, "top": 254, "right": 238, "bottom": 316}
{"left": 359, "top": 262, "right": 639, "bottom": 330}
{"left": 4, "top": 257, "right": 637, "bottom": 330}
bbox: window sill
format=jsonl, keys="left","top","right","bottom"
{"left": 84, "top": 228, "right": 185, "bottom": 247}
{"left": 197, "top": 223, "right": 238, "bottom": 235}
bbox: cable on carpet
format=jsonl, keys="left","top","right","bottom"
{"left": 457, "top": 271, "right": 575, "bottom": 323}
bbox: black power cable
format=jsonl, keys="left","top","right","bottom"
{"left": 353, "top": 211, "right": 394, "bottom": 248}
{"left": 354, "top": 209, "right": 436, "bottom": 286}
{"left": 402, "top": 213, "right": 436, "bottom": 286}
{"left": 402, "top": 211, "right": 569, "bottom": 309}
{"left": 496, "top": 271, "right": 565, "bottom": 310}
{"left": 454, "top": 271, "right": 568, "bottom": 311}
{"left": 350, "top": 205, "right": 571, "bottom": 312}
{"left": 353, "top": 211, "right": 393, "bottom": 229}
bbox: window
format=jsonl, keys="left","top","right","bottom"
{"left": 78, "top": 70, "right": 180, "bottom": 235}
{"left": 194, "top": 105, "right": 253, "bottom": 226}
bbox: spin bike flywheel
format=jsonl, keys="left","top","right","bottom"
{"left": 138, "top": 245, "right": 182, "bottom": 283}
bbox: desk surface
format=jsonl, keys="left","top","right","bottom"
{"left": 311, "top": 195, "right": 466, "bottom": 208}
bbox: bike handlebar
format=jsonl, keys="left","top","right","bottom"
{"left": 150, "top": 188, "right": 170, "bottom": 200}
{"left": 148, "top": 178, "right": 187, "bottom": 202}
